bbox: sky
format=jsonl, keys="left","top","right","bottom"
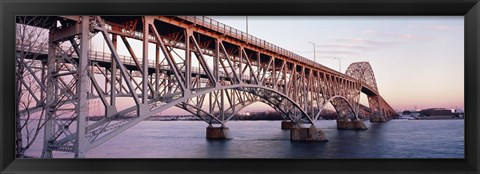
{"left": 206, "top": 16, "right": 464, "bottom": 111}
{"left": 87, "top": 16, "right": 464, "bottom": 114}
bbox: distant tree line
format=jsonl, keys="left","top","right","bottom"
{"left": 231, "top": 111, "right": 283, "bottom": 120}
{"left": 231, "top": 109, "right": 339, "bottom": 120}
{"left": 84, "top": 109, "right": 341, "bottom": 121}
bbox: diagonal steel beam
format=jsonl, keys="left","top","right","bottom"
{"left": 189, "top": 35, "right": 217, "bottom": 86}
{"left": 149, "top": 23, "right": 187, "bottom": 93}
{"left": 219, "top": 41, "right": 241, "bottom": 84}
{"left": 240, "top": 48, "right": 259, "bottom": 85}
{"left": 93, "top": 17, "right": 141, "bottom": 107}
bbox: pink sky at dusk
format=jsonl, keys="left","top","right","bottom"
{"left": 207, "top": 16, "right": 464, "bottom": 112}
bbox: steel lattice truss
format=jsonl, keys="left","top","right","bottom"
{"left": 16, "top": 16, "right": 398, "bottom": 157}
{"left": 346, "top": 62, "right": 397, "bottom": 119}
{"left": 345, "top": 62, "right": 378, "bottom": 91}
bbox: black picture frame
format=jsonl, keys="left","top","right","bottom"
{"left": 1, "top": 0, "right": 478, "bottom": 173}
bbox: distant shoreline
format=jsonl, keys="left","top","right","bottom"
{"left": 23, "top": 115, "right": 464, "bottom": 121}
{"left": 413, "top": 117, "right": 464, "bottom": 120}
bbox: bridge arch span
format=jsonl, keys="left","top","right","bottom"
{"left": 205, "top": 85, "right": 314, "bottom": 124}
{"left": 315, "top": 95, "right": 358, "bottom": 121}
{"left": 176, "top": 89, "right": 292, "bottom": 124}
{"left": 79, "top": 84, "right": 314, "bottom": 148}
{"left": 345, "top": 61, "right": 397, "bottom": 121}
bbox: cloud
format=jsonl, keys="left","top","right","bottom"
{"left": 363, "top": 30, "right": 398, "bottom": 37}
{"left": 316, "top": 50, "right": 358, "bottom": 55}
{"left": 335, "top": 38, "right": 396, "bottom": 46}
{"left": 408, "top": 24, "right": 454, "bottom": 31}
{"left": 363, "top": 30, "right": 425, "bottom": 40}
{"left": 430, "top": 25, "right": 451, "bottom": 30}
{"left": 313, "top": 38, "right": 397, "bottom": 56}
{"left": 317, "top": 44, "right": 370, "bottom": 50}
{"left": 401, "top": 34, "right": 417, "bottom": 39}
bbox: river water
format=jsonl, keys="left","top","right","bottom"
{"left": 24, "top": 119, "right": 464, "bottom": 158}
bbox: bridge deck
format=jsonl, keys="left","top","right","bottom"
{"left": 50, "top": 16, "right": 356, "bottom": 80}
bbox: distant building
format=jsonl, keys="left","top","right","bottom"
{"left": 419, "top": 108, "right": 452, "bottom": 116}
{"left": 454, "top": 108, "right": 464, "bottom": 114}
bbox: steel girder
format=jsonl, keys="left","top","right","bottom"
{"left": 16, "top": 16, "right": 397, "bottom": 157}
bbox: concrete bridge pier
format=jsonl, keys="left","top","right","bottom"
{"left": 336, "top": 118, "right": 368, "bottom": 130}
{"left": 369, "top": 116, "right": 390, "bottom": 122}
{"left": 281, "top": 120, "right": 294, "bottom": 129}
{"left": 290, "top": 125, "right": 328, "bottom": 142}
{"left": 206, "top": 124, "right": 232, "bottom": 139}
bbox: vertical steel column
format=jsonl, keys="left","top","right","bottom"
{"left": 142, "top": 17, "right": 149, "bottom": 103}
{"left": 211, "top": 39, "right": 220, "bottom": 123}
{"left": 256, "top": 52, "right": 260, "bottom": 80}
{"left": 310, "top": 72, "right": 314, "bottom": 116}
{"left": 239, "top": 47, "right": 243, "bottom": 82}
{"left": 292, "top": 64, "right": 297, "bottom": 101}
{"left": 155, "top": 42, "right": 160, "bottom": 93}
{"left": 167, "top": 75, "right": 172, "bottom": 94}
{"left": 231, "top": 89, "right": 235, "bottom": 114}
{"left": 185, "top": 29, "right": 191, "bottom": 91}
{"left": 75, "top": 16, "right": 91, "bottom": 158}
{"left": 109, "top": 34, "right": 117, "bottom": 116}
{"left": 209, "top": 92, "right": 213, "bottom": 122}
{"left": 349, "top": 81, "right": 355, "bottom": 115}
{"left": 41, "top": 33, "right": 57, "bottom": 158}
{"left": 214, "top": 40, "right": 219, "bottom": 85}
{"left": 301, "top": 67, "right": 306, "bottom": 110}
{"left": 283, "top": 62, "right": 287, "bottom": 95}
{"left": 118, "top": 69, "right": 122, "bottom": 94}
{"left": 272, "top": 58, "right": 276, "bottom": 90}
{"left": 221, "top": 89, "right": 225, "bottom": 122}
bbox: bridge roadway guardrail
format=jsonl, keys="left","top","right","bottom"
{"left": 16, "top": 42, "right": 255, "bottom": 81}
{"left": 178, "top": 16, "right": 338, "bottom": 74}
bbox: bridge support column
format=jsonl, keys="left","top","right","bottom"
{"left": 369, "top": 117, "right": 390, "bottom": 122}
{"left": 281, "top": 120, "right": 294, "bottom": 130}
{"left": 290, "top": 125, "right": 327, "bottom": 141}
{"left": 336, "top": 118, "right": 368, "bottom": 130}
{"left": 206, "top": 125, "right": 232, "bottom": 140}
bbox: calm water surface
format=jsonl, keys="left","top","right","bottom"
{"left": 25, "top": 119, "right": 464, "bottom": 158}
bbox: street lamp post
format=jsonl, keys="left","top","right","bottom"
{"left": 246, "top": 16, "right": 248, "bottom": 35}
{"left": 308, "top": 41, "right": 316, "bottom": 62}
{"left": 319, "top": 57, "right": 342, "bottom": 72}
{"left": 246, "top": 16, "right": 249, "bottom": 44}
{"left": 333, "top": 57, "right": 341, "bottom": 72}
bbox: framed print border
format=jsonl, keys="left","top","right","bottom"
{"left": 1, "top": 0, "right": 479, "bottom": 173}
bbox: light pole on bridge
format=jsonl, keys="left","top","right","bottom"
{"left": 319, "top": 57, "right": 342, "bottom": 73}
{"left": 246, "top": 16, "right": 248, "bottom": 35}
{"left": 308, "top": 41, "right": 316, "bottom": 62}
{"left": 305, "top": 42, "right": 343, "bottom": 72}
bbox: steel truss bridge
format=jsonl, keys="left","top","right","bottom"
{"left": 16, "top": 16, "right": 397, "bottom": 158}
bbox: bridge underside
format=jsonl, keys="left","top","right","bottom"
{"left": 16, "top": 16, "right": 397, "bottom": 158}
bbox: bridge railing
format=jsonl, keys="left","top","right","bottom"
{"left": 88, "top": 50, "right": 156, "bottom": 67}
{"left": 17, "top": 41, "right": 255, "bottom": 81}
{"left": 179, "top": 16, "right": 334, "bottom": 73}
